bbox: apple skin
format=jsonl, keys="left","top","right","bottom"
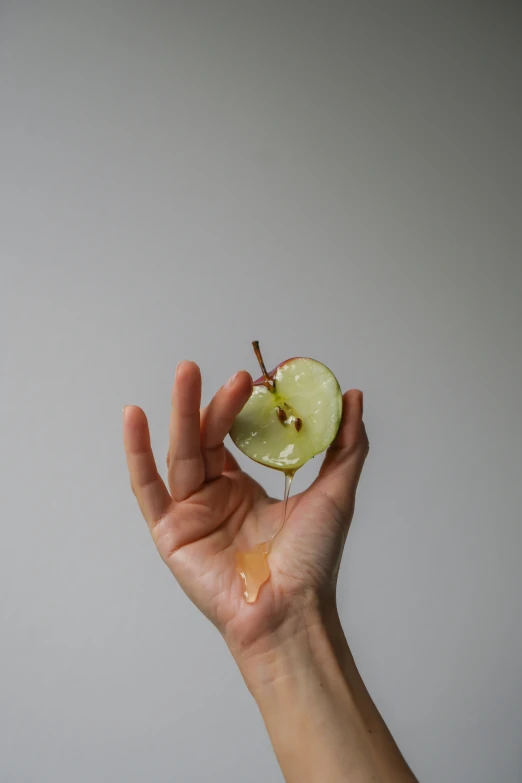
{"left": 252, "top": 357, "right": 310, "bottom": 391}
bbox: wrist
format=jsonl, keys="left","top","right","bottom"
{"left": 229, "top": 602, "right": 386, "bottom": 783}
{"left": 230, "top": 599, "right": 347, "bottom": 701}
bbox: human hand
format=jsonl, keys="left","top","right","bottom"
{"left": 123, "top": 361, "right": 369, "bottom": 660}
{"left": 122, "top": 364, "right": 420, "bottom": 783}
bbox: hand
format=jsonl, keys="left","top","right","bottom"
{"left": 123, "top": 361, "right": 369, "bottom": 657}
{"left": 123, "top": 370, "right": 418, "bottom": 783}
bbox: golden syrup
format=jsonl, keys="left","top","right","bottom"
{"left": 236, "top": 471, "right": 295, "bottom": 603}
{"left": 235, "top": 544, "right": 270, "bottom": 603}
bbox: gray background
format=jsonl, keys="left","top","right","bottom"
{"left": 2, "top": 2, "right": 521, "bottom": 781}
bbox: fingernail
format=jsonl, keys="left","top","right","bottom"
{"left": 225, "top": 372, "right": 239, "bottom": 389}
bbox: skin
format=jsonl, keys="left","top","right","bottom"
{"left": 123, "top": 362, "right": 418, "bottom": 782}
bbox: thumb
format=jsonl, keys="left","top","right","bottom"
{"left": 307, "top": 390, "right": 369, "bottom": 523}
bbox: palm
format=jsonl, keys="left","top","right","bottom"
{"left": 124, "top": 363, "right": 368, "bottom": 648}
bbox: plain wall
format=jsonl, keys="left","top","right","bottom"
{"left": 2, "top": 2, "right": 522, "bottom": 781}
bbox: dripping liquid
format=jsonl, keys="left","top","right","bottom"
{"left": 236, "top": 470, "right": 295, "bottom": 603}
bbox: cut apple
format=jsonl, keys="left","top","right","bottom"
{"left": 230, "top": 343, "right": 343, "bottom": 471}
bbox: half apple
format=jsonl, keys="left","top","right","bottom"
{"left": 230, "top": 342, "right": 343, "bottom": 471}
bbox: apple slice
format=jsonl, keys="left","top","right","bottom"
{"left": 230, "top": 342, "right": 343, "bottom": 471}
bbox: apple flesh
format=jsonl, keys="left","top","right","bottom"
{"left": 230, "top": 344, "right": 343, "bottom": 471}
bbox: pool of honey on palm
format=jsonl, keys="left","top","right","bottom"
{"left": 235, "top": 471, "right": 294, "bottom": 603}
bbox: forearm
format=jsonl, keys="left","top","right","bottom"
{"left": 322, "top": 606, "right": 417, "bottom": 781}
{"left": 232, "top": 605, "right": 417, "bottom": 783}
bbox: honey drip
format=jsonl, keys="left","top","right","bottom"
{"left": 236, "top": 471, "right": 295, "bottom": 603}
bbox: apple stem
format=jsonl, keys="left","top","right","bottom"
{"left": 252, "top": 340, "right": 275, "bottom": 392}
